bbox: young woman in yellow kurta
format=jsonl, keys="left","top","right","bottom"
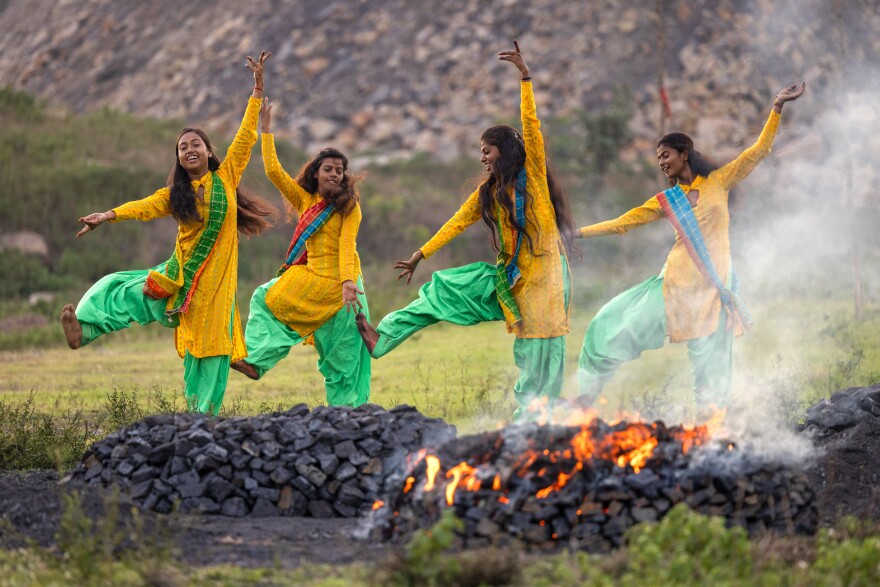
{"left": 229, "top": 98, "right": 370, "bottom": 408}
{"left": 356, "top": 42, "right": 578, "bottom": 419}
{"left": 60, "top": 51, "right": 277, "bottom": 415}
{"left": 575, "top": 83, "right": 805, "bottom": 418}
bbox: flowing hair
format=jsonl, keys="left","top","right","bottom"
{"left": 478, "top": 125, "right": 580, "bottom": 259}
{"left": 291, "top": 148, "right": 359, "bottom": 219}
{"left": 169, "top": 128, "right": 277, "bottom": 235}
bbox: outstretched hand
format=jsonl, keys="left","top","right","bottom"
{"left": 393, "top": 250, "right": 424, "bottom": 285}
{"left": 246, "top": 50, "right": 271, "bottom": 90}
{"left": 76, "top": 211, "right": 114, "bottom": 238}
{"left": 498, "top": 39, "right": 530, "bottom": 79}
{"left": 260, "top": 97, "right": 273, "bottom": 134}
{"left": 773, "top": 82, "right": 806, "bottom": 111}
{"left": 342, "top": 280, "right": 364, "bottom": 313}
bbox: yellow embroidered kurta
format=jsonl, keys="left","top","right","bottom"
{"left": 110, "top": 96, "right": 262, "bottom": 361}
{"left": 420, "top": 80, "right": 569, "bottom": 339}
{"left": 261, "top": 134, "right": 362, "bottom": 343}
{"left": 578, "top": 110, "right": 781, "bottom": 342}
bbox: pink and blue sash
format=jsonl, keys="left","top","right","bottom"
{"left": 277, "top": 199, "right": 335, "bottom": 276}
{"left": 656, "top": 184, "right": 752, "bottom": 332}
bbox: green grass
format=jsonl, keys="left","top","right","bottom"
{"left": 2, "top": 295, "right": 878, "bottom": 433}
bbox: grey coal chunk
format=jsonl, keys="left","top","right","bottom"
{"left": 270, "top": 466, "right": 294, "bottom": 486}
{"left": 261, "top": 441, "right": 282, "bottom": 459}
{"left": 175, "top": 469, "right": 199, "bottom": 487}
{"left": 229, "top": 451, "right": 251, "bottom": 469}
{"left": 334, "top": 462, "right": 358, "bottom": 482}
{"left": 333, "top": 440, "right": 358, "bottom": 460}
{"left": 335, "top": 483, "right": 366, "bottom": 507}
{"left": 357, "top": 438, "right": 384, "bottom": 456}
{"left": 130, "top": 479, "right": 153, "bottom": 500}
{"left": 207, "top": 478, "right": 236, "bottom": 502}
{"left": 130, "top": 464, "right": 159, "bottom": 484}
{"left": 250, "top": 487, "right": 281, "bottom": 502}
{"left": 221, "top": 497, "right": 248, "bottom": 517}
{"left": 295, "top": 463, "right": 327, "bottom": 487}
{"left": 333, "top": 502, "right": 358, "bottom": 517}
{"left": 147, "top": 442, "right": 176, "bottom": 465}
{"left": 307, "top": 500, "right": 335, "bottom": 518}
{"left": 292, "top": 476, "right": 318, "bottom": 499}
{"left": 178, "top": 482, "right": 207, "bottom": 499}
{"left": 631, "top": 506, "right": 658, "bottom": 523}
{"left": 149, "top": 424, "right": 177, "bottom": 445}
{"left": 250, "top": 497, "right": 277, "bottom": 517}
{"left": 180, "top": 497, "right": 221, "bottom": 514}
{"left": 317, "top": 453, "right": 340, "bottom": 476}
{"left": 293, "top": 434, "right": 316, "bottom": 451}
{"left": 185, "top": 428, "right": 215, "bottom": 447}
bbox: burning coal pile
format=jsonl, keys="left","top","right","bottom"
{"left": 67, "top": 404, "right": 454, "bottom": 518}
{"left": 370, "top": 418, "right": 818, "bottom": 551}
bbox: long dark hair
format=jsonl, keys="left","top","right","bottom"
{"left": 293, "top": 148, "right": 359, "bottom": 217}
{"left": 169, "top": 128, "right": 277, "bottom": 236}
{"left": 478, "top": 125, "right": 580, "bottom": 259}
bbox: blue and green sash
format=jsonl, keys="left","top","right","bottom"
{"left": 143, "top": 172, "right": 227, "bottom": 319}
{"left": 277, "top": 198, "right": 335, "bottom": 276}
{"left": 656, "top": 184, "right": 753, "bottom": 332}
{"left": 494, "top": 168, "right": 527, "bottom": 323}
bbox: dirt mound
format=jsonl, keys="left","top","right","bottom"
{"left": 804, "top": 416, "right": 880, "bottom": 525}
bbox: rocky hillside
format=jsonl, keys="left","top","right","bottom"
{"left": 0, "top": 0, "right": 877, "bottom": 161}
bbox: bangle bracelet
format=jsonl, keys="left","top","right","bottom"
{"left": 253, "top": 85, "right": 264, "bottom": 92}
{"left": 521, "top": 76, "right": 532, "bottom": 81}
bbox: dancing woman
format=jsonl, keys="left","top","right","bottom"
{"left": 357, "top": 41, "right": 578, "bottom": 418}
{"left": 60, "top": 51, "right": 277, "bottom": 415}
{"left": 575, "top": 83, "right": 806, "bottom": 417}
{"left": 230, "top": 98, "right": 371, "bottom": 408}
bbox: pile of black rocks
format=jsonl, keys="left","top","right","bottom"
{"left": 369, "top": 420, "right": 818, "bottom": 552}
{"left": 800, "top": 384, "right": 880, "bottom": 436}
{"left": 68, "top": 403, "right": 454, "bottom": 518}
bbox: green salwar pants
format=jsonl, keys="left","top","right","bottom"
{"left": 372, "top": 260, "right": 570, "bottom": 418}
{"left": 576, "top": 274, "right": 734, "bottom": 412}
{"left": 243, "top": 276, "right": 371, "bottom": 408}
{"left": 75, "top": 268, "right": 231, "bottom": 415}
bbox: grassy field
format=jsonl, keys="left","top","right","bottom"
{"left": 2, "top": 294, "right": 878, "bottom": 433}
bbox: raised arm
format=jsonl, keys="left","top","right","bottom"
{"left": 261, "top": 100, "right": 311, "bottom": 211}
{"left": 712, "top": 82, "right": 806, "bottom": 189}
{"left": 499, "top": 40, "right": 546, "bottom": 179}
{"left": 577, "top": 196, "right": 663, "bottom": 239}
{"left": 217, "top": 50, "right": 271, "bottom": 187}
{"left": 394, "top": 189, "right": 482, "bottom": 284}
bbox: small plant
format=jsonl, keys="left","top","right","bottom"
{"left": 0, "top": 392, "right": 99, "bottom": 470}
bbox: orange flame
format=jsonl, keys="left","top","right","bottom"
{"left": 424, "top": 455, "right": 440, "bottom": 491}
{"left": 372, "top": 500, "right": 384, "bottom": 510}
{"left": 403, "top": 476, "right": 415, "bottom": 493}
{"left": 445, "top": 461, "right": 477, "bottom": 506}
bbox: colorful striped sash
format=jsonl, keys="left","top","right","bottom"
{"left": 494, "top": 168, "right": 528, "bottom": 323}
{"left": 144, "top": 172, "right": 227, "bottom": 319}
{"left": 656, "top": 184, "right": 753, "bottom": 332}
{"left": 277, "top": 198, "right": 335, "bottom": 276}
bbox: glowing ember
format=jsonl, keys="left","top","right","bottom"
{"left": 403, "top": 476, "right": 415, "bottom": 493}
{"left": 372, "top": 500, "right": 384, "bottom": 511}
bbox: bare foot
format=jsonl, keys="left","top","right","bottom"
{"left": 60, "top": 304, "right": 82, "bottom": 349}
{"left": 355, "top": 312, "right": 378, "bottom": 355}
{"left": 230, "top": 360, "right": 259, "bottom": 380}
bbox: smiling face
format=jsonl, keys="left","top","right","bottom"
{"left": 314, "top": 157, "right": 345, "bottom": 197}
{"left": 480, "top": 141, "right": 502, "bottom": 176}
{"left": 177, "top": 131, "right": 212, "bottom": 178}
{"left": 656, "top": 143, "right": 690, "bottom": 181}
